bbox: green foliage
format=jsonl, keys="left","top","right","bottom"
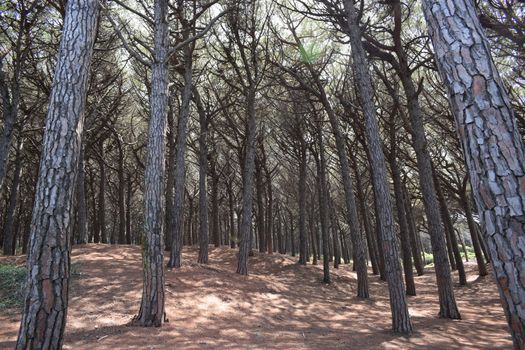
{"left": 0, "top": 261, "right": 83, "bottom": 310}
{"left": 0, "top": 264, "right": 26, "bottom": 310}
{"left": 298, "top": 43, "right": 322, "bottom": 64}
{"left": 422, "top": 246, "right": 480, "bottom": 268}
{"left": 423, "top": 252, "right": 434, "bottom": 267}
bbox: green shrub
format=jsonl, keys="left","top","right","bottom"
{"left": 0, "top": 261, "right": 82, "bottom": 310}
{"left": 0, "top": 264, "right": 26, "bottom": 309}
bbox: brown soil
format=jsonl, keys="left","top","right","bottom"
{"left": 0, "top": 244, "right": 512, "bottom": 349}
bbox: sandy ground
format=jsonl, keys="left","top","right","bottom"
{"left": 0, "top": 244, "right": 512, "bottom": 349}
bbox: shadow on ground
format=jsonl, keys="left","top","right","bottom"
{"left": 0, "top": 244, "right": 512, "bottom": 349}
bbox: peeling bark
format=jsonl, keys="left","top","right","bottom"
{"left": 423, "top": 0, "right": 525, "bottom": 346}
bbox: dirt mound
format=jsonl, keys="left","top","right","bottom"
{"left": 0, "top": 244, "right": 512, "bottom": 349}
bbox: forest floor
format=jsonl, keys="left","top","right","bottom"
{"left": 0, "top": 244, "right": 512, "bottom": 349}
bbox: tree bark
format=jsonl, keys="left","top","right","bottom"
{"left": 210, "top": 159, "right": 220, "bottom": 247}
{"left": 15, "top": 0, "right": 99, "bottom": 347}
{"left": 433, "top": 168, "right": 467, "bottom": 285}
{"left": 116, "top": 135, "right": 126, "bottom": 244}
{"left": 344, "top": 0, "right": 411, "bottom": 332}
{"left": 264, "top": 149, "right": 273, "bottom": 255}
{"left": 76, "top": 145, "right": 89, "bottom": 244}
{"left": 227, "top": 178, "right": 236, "bottom": 248}
{"left": 389, "top": 149, "right": 416, "bottom": 296}
{"left": 196, "top": 89, "right": 209, "bottom": 264}
{"left": 126, "top": 172, "right": 133, "bottom": 244}
{"left": 256, "top": 155, "right": 266, "bottom": 252}
{"left": 168, "top": 45, "right": 193, "bottom": 268}
{"left": 165, "top": 101, "right": 175, "bottom": 251}
{"left": 352, "top": 154, "right": 380, "bottom": 275}
{"left": 237, "top": 88, "right": 257, "bottom": 275}
{"left": 3, "top": 137, "right": 23, "bottom": 255}
{"left": 313, "top": 126, "right": 330, "bottom": 284}
{"left": 388, "top": 0, "right": 461, "bottom": 313}
{"left": 298, "top": 138, "right": 308, "bottom": 265}
{"left": 133, "top": 0, "right": 168, "bottom": 327}
{"left": 402, "top": 183, "right": 424, "bottom": 275}
{"left": 422, "top": 0, "right": 525, "bottom": 345}
{"left": 97, "top": 147, "right": 107, "bottom": 244}
{"left": 460, "top": 180, "right": 488, "bottom": 277}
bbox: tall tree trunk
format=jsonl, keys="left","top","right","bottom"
{"left": 298, "top": 140, "right": 307, "bottom": 265}
{"left": 352, "top": 155, "right": 380, "bottom": 275}
{"left": 98, "top": 148, "right": 107, "bottom": 244}
{"left": 290, "top": 211, "right": 296, "bottom": 256}
{"left": 434, "top": 168, "right": 467, "bottom": 285}
{"left": 329, "top": 201, "right": 342, "bottom": 269}
{"left": 313, "top": 127, "right": 330, "bottom": 284}
{"left": 0, "top": 61, "right": 20, "bottom": 195}
{"left": 391, "top": 0, "right": 460, "bottom": 313}
{"left": 15, "top": 0, "right": 99, "bottom": 347}
{"left": 77, "top": 146, "right": 89, "bottom": 244}
{"left": 196, "top": 89, "right": 209, "bottom": 264}
{"left": 91, "top": 172, "right": 100, "bottom": 244}
{"left": 388, "top": 142, "right": 416, "bottom": 296}
{"left": 256, "top": 155, "right": 265, "bottom": 252}
{"left": 403, "top": 183, "right": 424, "bottom": 275}
{"left": 344, "top": 0, "right": 412, "bottom": 332}
{"left": 321, "top": 98, "right": 368, "bottom": 295}
{"left": 297, "top": 28, "right": 369, "bottom": 294}
{"left": 3, "top": 138, "right": 23, "bottom": 255}
{"left": 133, "top": 0, "right": 168, "bottom": 327}
{"left": 168, "top": 46, "right": 193, "bottom": 268}
{"left": 309, "top": 198, "right": 318, "bottom": 265}
{"left": 228, "top": 179, "right": 236, "bottom": 248}
{"left": 117, "top": 136, "right": 126, "bottom": 244}
{"left": 460, "top": 176, "right": 488, "bottom": 276}
{"left": 423, "top": 0, "right": 525, "bottom": 345}
{"left": 126, "top": 172, "right": 132, "bottom": 244}
{"left": 264, "top": 157, "right": 273, "bottom": 255}
{"left": 210, "top": 163, "right": 220, "bottom": 247}
{"left": 165, "top": 102, "right": 175, "bottom": 251}
{"left": 237, "top": 88, "right": 257, "bottom": 275}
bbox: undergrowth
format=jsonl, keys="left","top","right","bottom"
{"left": 0, "top": 261, "right": 82, "bottom": 310}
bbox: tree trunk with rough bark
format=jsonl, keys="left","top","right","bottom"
{"left": 388, "top": 144, "right": 416, "bottom": 296}
{"left": 116, "top": 136, "right": 126, "bottom": 244}
{"left": 344, "top": 0, "right": 411, "bottom": 333}
{"left": 196, "top": 89, "right": 209, "bottom": 264}
{"left": 433, "top": 168, "right": 467, "bottom": 285}
{"left": 126, "top": 172, "right": 133, "bottom": 244}
{"left": 165, "top": 102, "right": 175, "bottom": 251}
{"left": 264, "top": 150, "right": 273, "bottom": 255}
{"left": 313, "top": 126, "right": 330, "bottom": 284}
{"left": 460, "top": 182, "right": 488, "bottom": 276}
{"left": 256, "top": 155, "right": 265, "bottom": 253}
{"left": 298, "top": 138, "right": 307, "bottom": 265}
{"left": 227, "top": 179, "right": 236, "bottom": 248}
{"left": 77, "top": 146, "right": 89, "bottom": 244}
{"left": 403, "top": 183, "right": 424, "bottom": 275}
{"left": 15, "top": 0, "right": 99, "bottom": 347}
{"left": 237, "top": 88, "right": 257, "bottom": 275}
{"left": 98, "top": 148, "right": 107, "bottom": 244}
{"left": 393, "top": 0, "right": 461, "bottom": 311}
{"left": 168, "top": 45, "right": 193, "bottom": 268}
{"left": 2, "top": 138, "right": 23, "bottom": 255}
{"left": 352, "top": 154, "right": 380, "bottom": 275}
{"left": 423, "top": 0, "right": 525, "bottom": 346}
{"left": 133, "top": 0, "right": 168, "bottom": 327}
{"left": 210, "top": 159, "right": 220, "bottom": 247}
